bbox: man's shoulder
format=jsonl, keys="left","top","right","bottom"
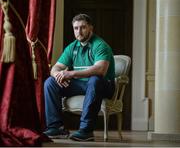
{"left": 90, "top": 34, "right": 111, "bottom": 49}
{"left": 68, "top": 40, "right": 79, "bottom": 48}
{"left": 63, "top": 40, "right": 80, "bottom": 53}
{"left": 91, "top": 34, "right": 103, "bottom": 44}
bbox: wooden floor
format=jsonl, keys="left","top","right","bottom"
{"left": 43, "top": 130, "right": 180, "bottom": 147}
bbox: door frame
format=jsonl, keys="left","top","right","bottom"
{"left": 52, "top": 0, "right": 148, "bottom": 131}
{"left": 132, "top": 0, "right": 149, "bottom": 130}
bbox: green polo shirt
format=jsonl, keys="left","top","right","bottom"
{"left": 58, "top": 34, "right": 115, "bottom": 81}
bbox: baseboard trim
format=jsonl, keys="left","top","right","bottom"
{"left": 148, "top": 132, "right": 180, "bottom": 141}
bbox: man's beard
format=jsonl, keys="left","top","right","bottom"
{"left": 77, "top": 32, "right": 92, "bottom": 43}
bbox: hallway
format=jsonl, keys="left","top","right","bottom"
{"left": 43, "top": 131, "right": 180, "bottom": 147}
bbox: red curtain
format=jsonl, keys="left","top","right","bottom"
{"left": 0, "top": 0, "right": 56, "bottom": 146}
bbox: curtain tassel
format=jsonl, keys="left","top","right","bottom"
{"left": 1, "top": 1, "right": 16, "bottom": 63}
{"left": 31, "top": 44, "right": 37, "bottom": 80}
{"left": 27, "top": 37, "right": 38, "bottom": 80}
{"left": 1, "top": 33, "right": 16, "bottom": 62}
{"left": 32, "top": 58, "right": 37, "bottom": 79}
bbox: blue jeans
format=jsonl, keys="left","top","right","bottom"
{"left": 44, "top": 76, "right": 115, "bottom": 132}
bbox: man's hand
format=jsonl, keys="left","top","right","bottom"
{"left": 51, "top": 63, "right": 73, "bottom": 88}
{"left": 55, "top": 68, "right": 74, "bottom": 88}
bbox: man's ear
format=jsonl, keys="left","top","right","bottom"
{"left": 90, "top": 25, "right": 94, "bottom": 31}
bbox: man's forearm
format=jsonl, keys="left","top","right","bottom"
{"left": 72, "top": 64, "right": 107, "bottom": 79}
{"left": 71, "top": 60, "right": 109, "bottom": 79}
{"left": 50, "top": 65, "right": 64, "bottom": 77}
{"left": 50, "top": 61, "right": 109, "bottom": 80}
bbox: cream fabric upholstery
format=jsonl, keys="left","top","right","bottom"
{"left": 62, "top": 55, "right": 131, "bottom": 141}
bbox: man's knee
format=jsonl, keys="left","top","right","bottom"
{"left": 44, "top": 76, "right": 56, "bottom": 89}
{"left": 87, "top": 76, "right": 105, "bottom": 93}
{"left": 87, "top": 76, "right": 103, "bottom": 85}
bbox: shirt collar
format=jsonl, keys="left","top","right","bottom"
{"left": 76, "top": 34, "right": 94, "bottom": 48}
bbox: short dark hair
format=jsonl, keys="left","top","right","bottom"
{"left": 72, "top": 14, "right": 93, "bottom": 25}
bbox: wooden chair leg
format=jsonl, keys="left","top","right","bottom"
{"left": 117, "top": 112, "right": 123, "bottom": 140}
{"left": 102, "top": 110, "right": 109, "bottom": 141}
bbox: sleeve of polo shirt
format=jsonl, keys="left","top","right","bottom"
{"left": 57, "top": 45, "right": 72, "bottom": 67}
{"left": 94, "top": 43, "right": 112, "bottom": 63}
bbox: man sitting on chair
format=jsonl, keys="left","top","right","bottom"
{"left": 43, "top": 13, "right": 115, "bottom": 141}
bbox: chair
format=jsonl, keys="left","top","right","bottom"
{"left": 62, "top": 55, "right": 131, "bottom": 141}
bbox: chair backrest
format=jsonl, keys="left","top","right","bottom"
{"left": 114, "top": 55, "right": 131, "bottom": 77}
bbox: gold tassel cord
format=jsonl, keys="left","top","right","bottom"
{"left": 8, "top": 1, "right": 38, "bottom": 80}
{"left": 1, "top": 1, "right": 49, "bottom": 79}
{"left": 0, "top": 1, "right": 16, "bottom": 63}
{"left": 8, "top": 2, "right": 48, "bottom": 56}
{"left": 8, "top": 2, "right": 49, "bottom": 80}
